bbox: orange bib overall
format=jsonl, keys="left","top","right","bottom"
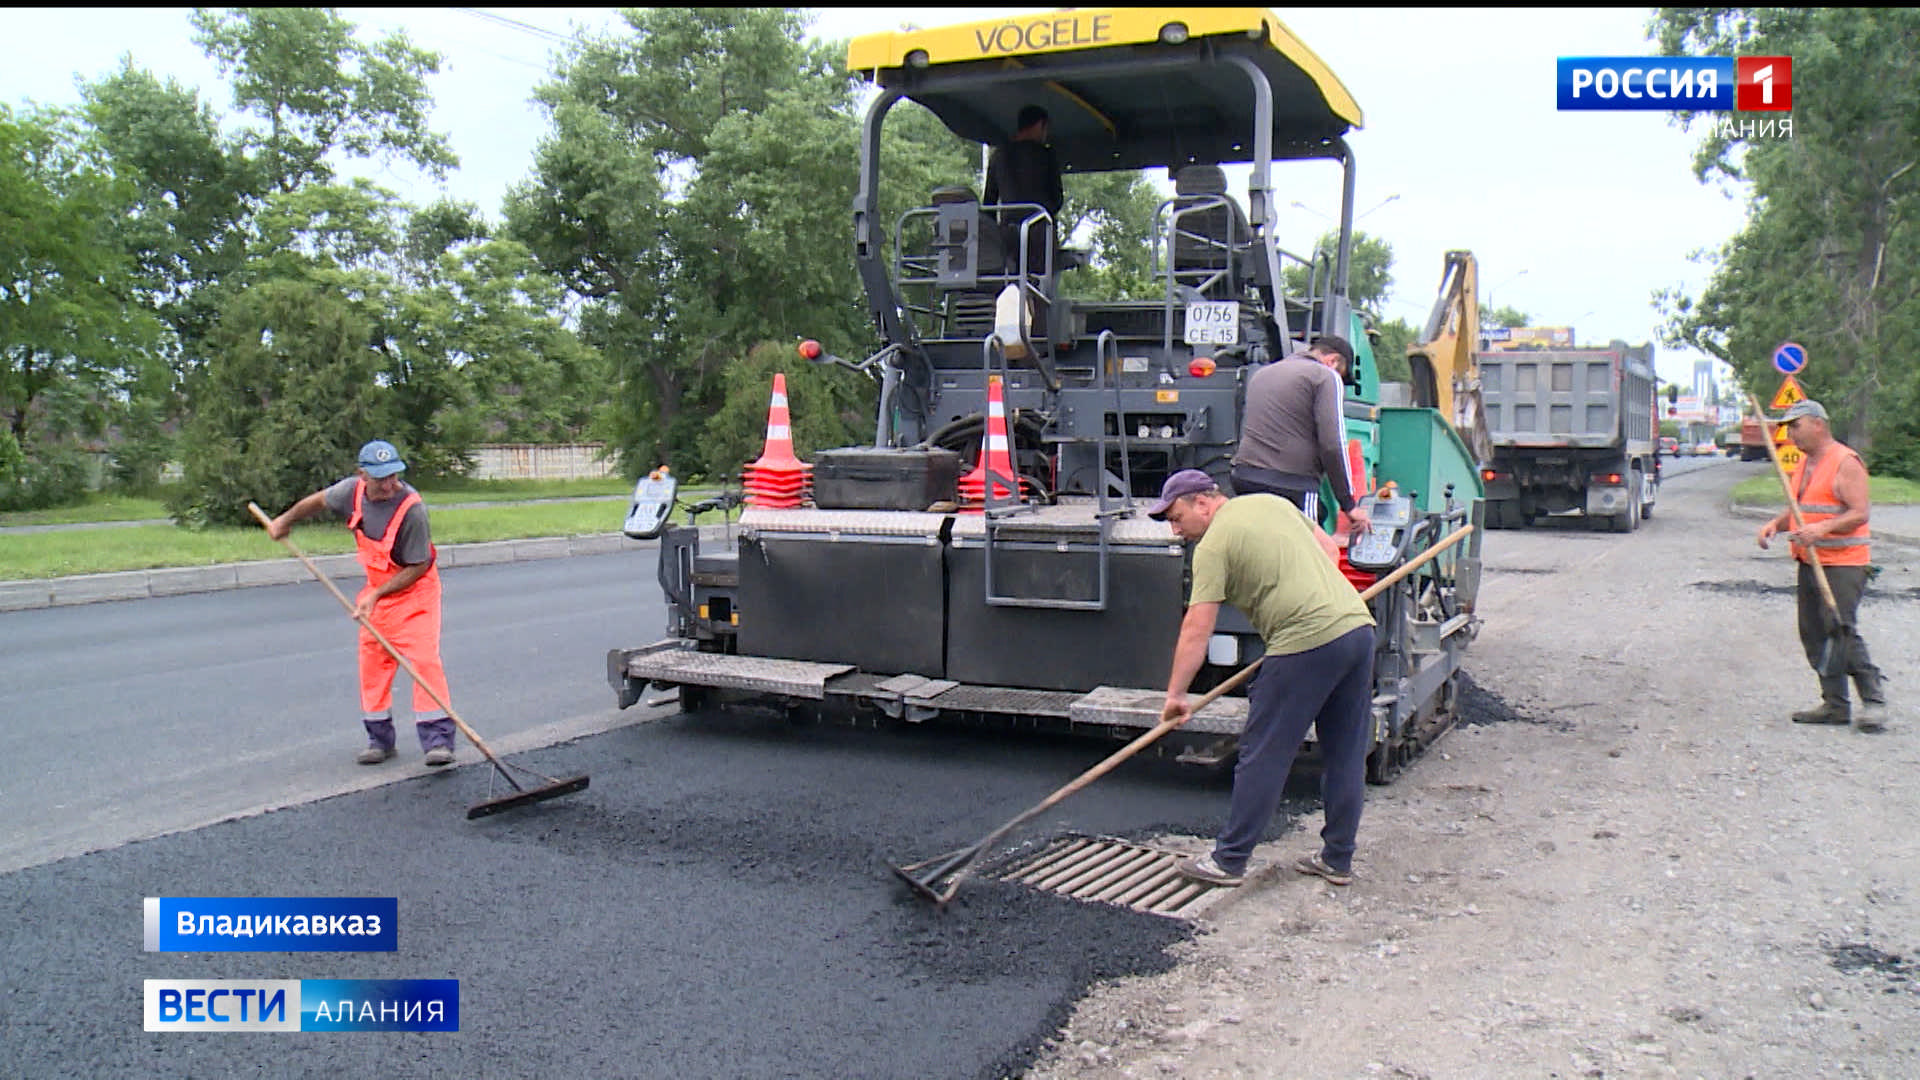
{"left": 349, "top": 481, "right": 451, "bottom": 720}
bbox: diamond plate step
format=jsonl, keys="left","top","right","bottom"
{"left": 624, "top": 649, "right": 853, "bottom": 700}
{"left": 1071, "top": 686, "right": 1249, "bottom": 735}
{"left": 916, "top": 685, "right": 1080, "bottom": 718}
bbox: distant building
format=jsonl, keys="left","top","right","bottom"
{"left": 1692, "top": 359, "right": 1717, "bottom": 408}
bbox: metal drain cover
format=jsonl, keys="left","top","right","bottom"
{"left": 999, "top": 835, "right": 1233, "bottom": 919}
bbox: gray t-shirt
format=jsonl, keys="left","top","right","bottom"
{"left": 323, "top": 478, "right": 433, "bottom": 566}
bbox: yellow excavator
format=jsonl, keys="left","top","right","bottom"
{"left": 1407, "top": 251, "right": 1493, "bottom": 466}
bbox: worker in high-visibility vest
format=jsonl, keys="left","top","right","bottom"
{"left": 1756, "top": 400, "right": 1886, "bottom": 733}
{"left": 267, "top": 440, "right": 458, "bottom": 764}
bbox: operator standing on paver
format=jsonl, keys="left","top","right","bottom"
{"left": 1756, "top": 400, "right": 1888, "bottom": 733}
{"left": 1231, "top": 335, "right": 1372, "bottom": 536}
{"left": 267, "top": 440, "right": 459, "bottom": 766}
{"left": 1149, "top": 469, "right": 1377, "bottom": 888}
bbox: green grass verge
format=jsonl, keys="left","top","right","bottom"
{"left": 0, "top": 477, "right": 642, "bottom": 527}
{"left": 0, "top": 498, "right": 681, "bottom": 581}
{"left": 415, "top": 476, "right": 636, "bottom": 501}
{"left": 1729, "top": 474, "right": 1920, "bottom": 506}
{"left": 0, "top": 494, "right": 171, "bottom": 527}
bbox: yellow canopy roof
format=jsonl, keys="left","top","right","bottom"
{"left": 846, "top": 8, "right": 1361, "bottom": 169}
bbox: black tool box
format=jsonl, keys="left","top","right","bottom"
{"left": 810, "top": 447, "right": 962, "bottom": 511}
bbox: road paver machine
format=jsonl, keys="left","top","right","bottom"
{"left": 610, "top": 8, "right": 1485, "bottom": 780}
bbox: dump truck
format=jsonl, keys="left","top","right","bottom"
{"left": 1477, "top": 341, "right": 1659, "bottom": 531}
{"left": 608, "top": 8, "right": 1486, "bottom": 782}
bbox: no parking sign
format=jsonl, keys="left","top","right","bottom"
{"left": 1772, "top": 342, "right": 1807, "bottom": 376}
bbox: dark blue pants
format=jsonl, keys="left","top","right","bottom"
{"left": 1212, "top": 626, "right": 1375, "bottom": 875}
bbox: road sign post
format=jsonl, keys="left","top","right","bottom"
{"left": 1764, "top": 373, "right": 1807, "bottom": 471}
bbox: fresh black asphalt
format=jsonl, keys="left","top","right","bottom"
{"left": 3, "top": 698, "right": 1324, "bottom": 1078}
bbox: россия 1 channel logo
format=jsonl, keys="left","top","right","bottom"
{"left": 1557, "top": 56, "right": 1793, "bottom": 112}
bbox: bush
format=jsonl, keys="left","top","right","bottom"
{"left": 0, "top": 443, "right": 91, "bottom": 511}
{"left": 169, "top": 279, "right": 393, "bottom": 527}
{"left": 703, "top": 341, "right": 876, "bottom": 483}
{"left": 107, "top": 417, "right": 174, "bottom": 495}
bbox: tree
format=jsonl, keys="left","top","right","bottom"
{"left": 507, "top": 8, "right": 868, "bottom": 475}
{"left": 170, "top": 278, "right": 389, "bottom": 526}
{"left": 1652, "top": 8, "right": 1919, "bottom": 475}
{"left": 1481, "top": 304, "right": 1532, "bottom": 330}
{"left": 231, "top": 180, "right": 604, "bottom": 479}
{"left": 1283, "top": 229, "right": 1395, "bottom": 313}
{"left": 190, "top": 7, "right": 455, "bottom": 195}
{"left": 82, "top": 11, "right": 464, "bottom": 493}
{"left": 81, "top": 63, "right": 252, "bottom": 371}
{"left": 703, "top": 341, "right": 874, "bottom": 480}
{"left": 0, "top": 105, "right": 163, "bottom": 508}
{"left": 1367, "top": 316, "right": 1417, "bottom": 383}
{"left": 1058, "top": 170, "right": 1163, "bottom": 300}
{"left": 408, "top": 237, "right": 611, "bottom": 448}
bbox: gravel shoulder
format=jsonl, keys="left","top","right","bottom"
{"left": 1027, "top": 460, "right": 1920, "bottom": 1079}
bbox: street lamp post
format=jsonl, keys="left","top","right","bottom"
{"left": 1356, "top": 193, "right": 1400, "bottom": 221}
{"left": 1486, "top": 269, "right": 1528, "bottom": 312}
{"left": 1289, "top": 200, "right": 1332, "bottom": 225}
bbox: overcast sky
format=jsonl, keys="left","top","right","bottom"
{"left": 2, "top": 7, "right": 1751, "bottom": 388}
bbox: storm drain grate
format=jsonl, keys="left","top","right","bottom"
{"left": 999, "top": 835, "right": 1231, "bottom": 919}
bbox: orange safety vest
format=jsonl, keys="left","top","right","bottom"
{"left": 348, "top": 481, "right": 439, "bottom": 589}
{"left": 1790, "top": 444, "right": 1870, "bottom": 566}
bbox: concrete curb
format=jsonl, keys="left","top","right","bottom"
{"left": 0, "top": 533, "right": 663, "bottom": 613}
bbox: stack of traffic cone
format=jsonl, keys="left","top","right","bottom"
{"left": 741, "top": 373, "right": 811, "bottom": 509}
{"left": 957, "top": 375, "right": 1021, "bottom": 512}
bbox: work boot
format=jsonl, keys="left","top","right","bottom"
{"left": 358, "top": 717, "right": 397, "bottom": 765}
{"left": 1789, "top": 676, "right": 1850, "bottom": 726}
{"left": 1852, "top": 670, "right": 1889, "bottom": 733}
{"left": 1790, "top": 703, "right": 1850, "bottom": 725}
{"left": 418, "top": 716, "right": 456, "bottom": 767}
{"left": 1793, "top": 679, "right": 1851, "bottom": 726}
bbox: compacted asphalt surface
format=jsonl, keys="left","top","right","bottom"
{"left": 2, "top": 548, "right": 1301, "bottom": 1078}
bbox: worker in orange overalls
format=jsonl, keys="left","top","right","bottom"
{"left": 268, "top": 440, "right": 458, "bottom": 765}
{"left": 1756, "top": 400, "right": 1886, "bottom": 733}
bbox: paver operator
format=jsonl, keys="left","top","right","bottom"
{"left": 267, "top": 440, "right": 460, "bottom": 765}
{"left": 983, "top": 103, "right": 1063, "bottom": 274}
{"left": 1755, "top": 399, "right": 1887, "bottom": 733}
{"left": 1148, "top": 469, "right": 1378, "bottom": 888}
{"left": 1230, "top": 335, "right": 1372, "bottom": 537}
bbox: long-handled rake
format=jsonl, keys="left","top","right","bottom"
{"left": 249, "top": 502, "right": 589, "bottom": 819}
{"left": 892, "top": 523, "right": 1475, "bottom": 906}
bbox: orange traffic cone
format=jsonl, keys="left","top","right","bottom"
{"left": 741, "top": 373, "right": 811, "bottom": 509}
{"left": 957, "top": 375, "right": 1020, "bottom": 513}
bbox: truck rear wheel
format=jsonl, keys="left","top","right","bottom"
{"left": 1609, "top": 472, "right": 1640, "bottom": 533}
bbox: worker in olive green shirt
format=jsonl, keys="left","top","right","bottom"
{"left": 1150, "top": 469, "right": 1377, "bottom": 888}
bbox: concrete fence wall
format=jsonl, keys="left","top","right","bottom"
{"left": 147, "top": 444, "right": 617, "bottom": 486}
{"left": 468, "top": 443, "right": 617, "bottom": 481}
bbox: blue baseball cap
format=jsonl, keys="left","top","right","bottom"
{"left": 357, "top": 439, "right": 407, "bottom": 478}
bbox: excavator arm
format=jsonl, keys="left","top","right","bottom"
{"left": 1407, "top": 251, "right": 1493, "bottom": 466}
